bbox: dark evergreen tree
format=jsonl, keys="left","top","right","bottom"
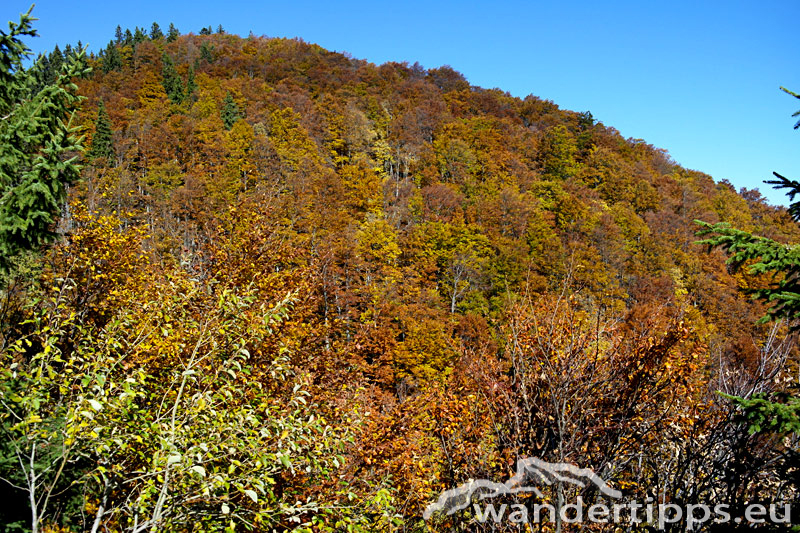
{"left": 167, "top": 23, "right": 179, "bottom": 43}
{"left": 41, "top": 54, "right": 55, "bottom": 84}
{"left": 577, "top": 110, "right": 596, "bottom": 153}
{"left": 221, "top": 92, "right": 240, "bottom": 130}
{"left": 114, "top": 25, "right": 123, "bottom": 44}
{"left": 185, "top": 65, "right": 197, "bottom": 102}
{"left": 161, "top": 53, "right": 184, "bottom": 104}
{"left": 124, "top": 28, "right": 133, "bottom": 46}
{"left": 216, "top": 24, "right": 225, "bottom": 34}
{"left": 133, "top": 27, "right": 146, "bottom": 44}
{"left": 200, "top": 42, "right": 213, "bottom": 63}
{"left": 49, "top": 45, "right": 63, "bottom": 74}
{"left": 30, "top": 53, "right": 54, "bottom": 91}
{"left": 0, "top": 8, "right": 88, "bottom": 269}
{"left": 101, "top": 41, "right": 122, "bottom": 73}
{"left": 88, "top": 100, "right": 114, "bottom": 164}
{"left": 200, "top": 26, "right": 212, "bottom": 35}
{"left": 149, "top": 22, "right": 163, "bottom": 40}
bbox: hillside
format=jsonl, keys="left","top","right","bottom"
{"left": 2, "top": 24, "right": 798, "bottom": 532}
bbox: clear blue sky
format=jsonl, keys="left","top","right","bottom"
{"left": 8, "top": 0, "right": 799, "bottom": 205}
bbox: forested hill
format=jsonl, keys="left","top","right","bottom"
{"left": 4, "top": 23, "right": 799, "bottom": 531}
{"left": 74, "top": 28, "right": 797, "bottom": 348}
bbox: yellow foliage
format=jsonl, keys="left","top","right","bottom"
{"left": 136, "top": 71, "right": 167, "bottom": 109}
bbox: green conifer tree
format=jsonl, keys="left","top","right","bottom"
{"left": 200, "top": 42, "right": 214, "bottom": 63}
{"left": 49, "top": 44, "right": 63, "bottom": 74}
{"left": 101, "top": 41, "right": 122, "bottom": 73}
{"left": 697, "top": 85, "right": 800, "bottom": 434}
{"left": 221, "top": 92, "right": 241, "bottom": 130}
{"left": 88, "top": 100, "right": 114, "bottom": 164}
{"left": 30, "top": 53, "right": 54, "bottom": 91}
{"left": 149, "top": 22, "right": 163, "bottom": 40}
{"left": 161, "top": 53, "right": 184, "bottom": 104}
{"left": 167, "top": 23, "right": 179, "bottom": 42}
{"left": 133, "top": 27, "right": 146, "bottom": 44}
{"left": 185, "top": 66, "right": 197, "bottom": 102}
{"left": 0, "top": 8, "right": 89, "bottom": 269}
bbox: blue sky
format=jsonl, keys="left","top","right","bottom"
{"left": 8, "top": 0, "right": 799, "bottom": 205}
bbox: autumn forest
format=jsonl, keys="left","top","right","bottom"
{"left": 2, "top": 13, "right": 800, "bottom": 533}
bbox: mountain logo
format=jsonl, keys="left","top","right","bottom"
{"left": 423, "top": 457, "right": 621, "bottom": 520}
